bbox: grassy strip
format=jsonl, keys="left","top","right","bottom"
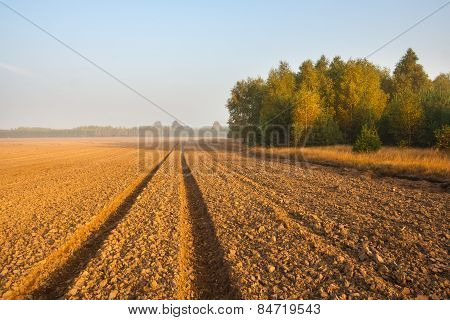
{"left": 252, "top": 145, "right": 450, "bottom": 182}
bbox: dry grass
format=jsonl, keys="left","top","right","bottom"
{"left": 253, "top": 145, "right": 450, "bottom": 181}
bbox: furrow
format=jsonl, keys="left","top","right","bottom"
{"left": 3, "top": 148, "right": 174, "bottom": 299}
{"left": 177, "top": 146, "right": 240, "bottom": 299}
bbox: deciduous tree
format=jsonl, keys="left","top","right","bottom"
{"left": 260, "top": 62, "right": 296, "bottom": 145}
{"left": 335, "top": 59, "right": 387, "bottom": 142}
{"left": 226, "top": 77, "right": 266, "bottom": 142}
{"left": 292, "top": 60, "right": 321, "bottom": 145}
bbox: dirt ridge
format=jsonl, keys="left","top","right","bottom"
{"left": 177, "top": 146, "right": 240, "bottom": 299}
{"left": 3, "top": 148, "right": 174, "bottom": 300}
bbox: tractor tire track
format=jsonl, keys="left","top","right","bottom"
{"left": 185, "top": 152, "right": 367, "bottom": 299}
{"left": 177, "top": 146, "right": 240, "bottom": 299}
{"left": 65, "top": 150, "right": 181, "bottom": 299}
{"left": 3, "top": 148, "right": 174, "bottom": 299}
{"left": 0, "top": 147, "right": 149, "bottom": 296}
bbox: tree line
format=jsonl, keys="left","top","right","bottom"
{"left": 0, "top": 122, "right": 228, "bottom": 138}
{"left": 226, "top": 49, "right": 450, "bottom": 149}
{"left": 0, "top": 126, "right": 138, "bottom": 138}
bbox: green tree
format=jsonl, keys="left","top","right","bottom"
{"left": 226, "top": 77, "right": 266, "bottom": 143}
{"left": 327, "top": 56, "right": 346, "bottom": 109}
{"left": 308, "top": 108, "right": 343, "bottom": 145}
{"left": 225, "top": 48, "right": 445, "bottom": 148}
{"left": 335, "top": 59, "right": 387, "bottom": 142}
{"left": 393, "top": 48, "right": 430, "bottom": 93}
{"left": 434, "top": 124, "right": 450, "bottom": 150}
{"left": 384, "top": 87, "right": 423, "bottom": 146}
{"left": 315, "top": 55, "right": 335, "bottom": 109}
{"left": 260, "top": 61, "right": 296, "bottom": 145}
{"left": 353, "top": 124, "right": 381, "bottom": 152}
{"left": 382, "top": 49, "right": 430, "bottom": 146}
{"left": 378, "top": 67, "right": 394, "bottom": 101}
{"left": 419, "top": 73, "right": 450, "bottom": 146}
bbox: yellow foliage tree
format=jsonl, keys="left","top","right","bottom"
{"left": 335, "top": 59, "right": 387, "bottom": 141}
{"left": 260, "top": 61, "right": 296, "bottom": 145}
{"left": 292, "top": 60, "right": 322, "bottom": 145}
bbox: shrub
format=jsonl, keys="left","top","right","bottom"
{"left": 307, "top": 110, "right": 343, "bottom": 146}
{"left": 398, "top": 139, "right": 410, "bottom": 148}
{"left": 353, "top": 125, "right": 381, "bottom": 152}
{"left": 434, "top": 124, "right": 450, "bottom": 150}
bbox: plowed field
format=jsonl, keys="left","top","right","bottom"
{"left": 0, "top": 138, "right": 448, "bottom": 300}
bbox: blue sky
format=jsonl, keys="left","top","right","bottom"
{"left": 0, "top": 0, "right": 449, "bottom": 128}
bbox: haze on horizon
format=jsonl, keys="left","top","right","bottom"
{"left": 1, "top": 0, "right": 449, "bottom": 129}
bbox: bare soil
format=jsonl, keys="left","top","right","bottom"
{"left": 0, "top": 138, "right": 448, "bottom": 299}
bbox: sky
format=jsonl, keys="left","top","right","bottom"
{"left": 0, "top": 0, "right": 449, "bottom": 129}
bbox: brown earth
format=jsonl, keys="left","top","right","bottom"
{"left": 0, "top": 138, "right": 448, "bottom": 299}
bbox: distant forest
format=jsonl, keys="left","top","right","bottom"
{"left": 0, "top": 122, "right": 228, "bottom": 138}
{"left": 226, "top": 49, "right": 450, "bottom": 149}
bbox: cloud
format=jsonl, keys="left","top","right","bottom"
{"left": 0, "top": 62, "right": 36, "bottom": 78}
